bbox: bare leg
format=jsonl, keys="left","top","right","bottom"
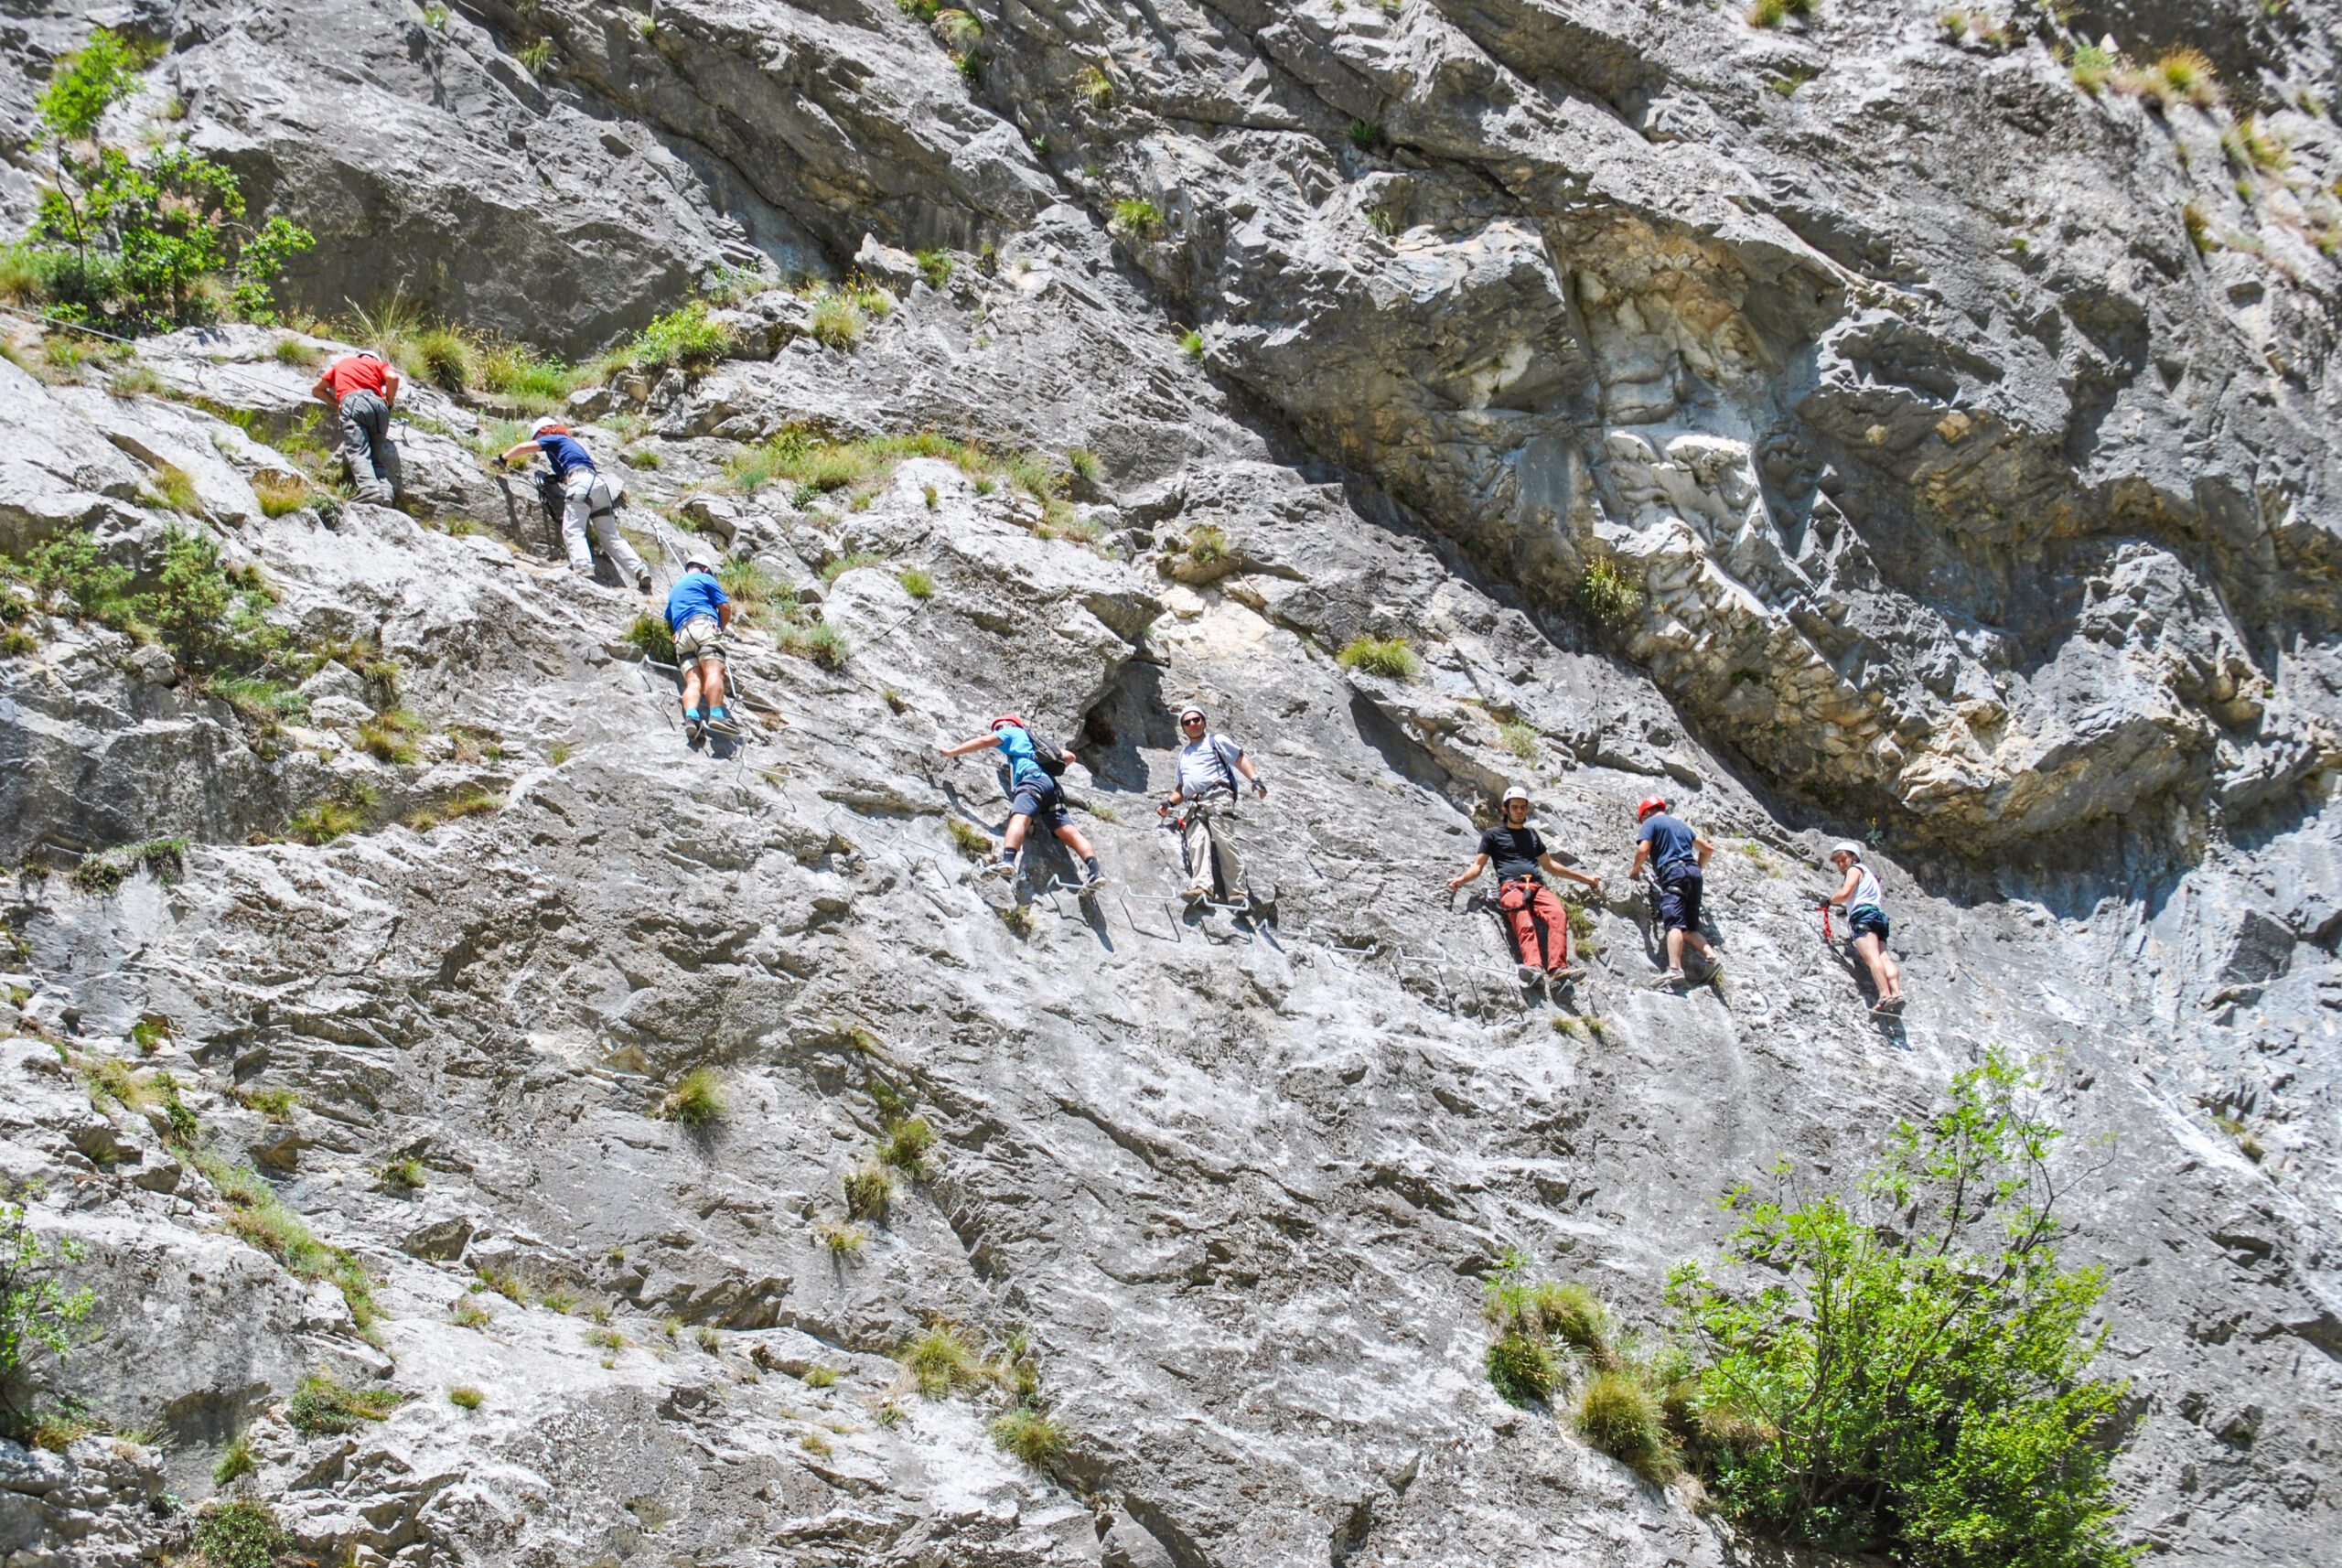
{"left": 1664, "top": 928, "right": 1684, "bottom": 970}
{"left": 1003, "top": 813, "right": 1031, "bottom": 854}
{"left": 1857, "top": 934, "right": 1902, "bottom": 1001}
{"left": 1053, "top": 822, "right": 1097, "bottom": 861}
{"left": 703, "top": 658, "right": 727, "bottom": 711}
{"left": 681, "top": 664, "right": 704, "bottom": 713}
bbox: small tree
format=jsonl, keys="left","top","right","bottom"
{"left": 0, "top": 1204, "right": 97, "bottom": 1438}
{"left": 1667, "top": 1053, "right": 2135, "bottom": 1568}
{"left": 20, "top": 27, "right": 313, "bottom": 329}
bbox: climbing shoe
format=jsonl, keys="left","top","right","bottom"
{"left": 1549, "top": 965, "right": 1585, "bottom": 983}
{"left": 704, "top": 708, "right": 741, "bottom": 737}
{"left": 983, "top": 857, "right": 1017, "bottom": 880}
{"left": 1184, "top": 885, "right": 1211, "bottom": 905}
{"left": 682, "top": 708, "right": 704, "bottom": 743}
{"left": 1515, "top": 963, "right": 1542, "bottom": 984}
{"left": 1082, "top": 859, "right": 1106, "bottom": 892}
{"left": 1651, "top": 967, "right": 1686, "bottom": 989}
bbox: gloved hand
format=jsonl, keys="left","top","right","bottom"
{"left": 1252, "top": 779, "right": 1268, "bottom": 799}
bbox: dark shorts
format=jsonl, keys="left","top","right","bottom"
{"left": 1849, "top": 907, "right": 1891, "bottom": 941}
{"left": 1655, "top": 866, "right": 1703, "bottom": 933}
{"left": 1008, "top": 776, "right": 1070, "bottom": 832}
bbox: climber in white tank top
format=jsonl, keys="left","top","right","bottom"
{"left": 1825, "top": 842, "right": 1905, "bottom": 1015}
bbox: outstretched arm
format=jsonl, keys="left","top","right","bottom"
{"left": 1692, "top": 832, "right": 1714, "bottom": 869}
{"left": 381, "top": 365, "right": 402, "bottom": 411}
{"left": 938, "top": 733, "right": 1004, "bottom": 759}
{"left": 1628, "top": 842, "right": 1650, "bottom": 880}
{"left": 1542, "top": 854, "right": 1602, "bottom": 893}
{"left": 1445, "top": 853, "right": 1491, "bottom": 892}
{"left": 309, "top": 372, "right": 334, "bottom": 407}
{"left": 495, "top": 439, "right": 544, "bottom": 467}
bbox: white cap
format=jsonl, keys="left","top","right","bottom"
{"left": 1831, "top": 841, "right": 1864, "bottom": 862}
{"left": 1501, "top": 785, "right": 1531, "bottom": 806}
{"left": 1178, "top": 705, "right": 1205, "bottom": 723}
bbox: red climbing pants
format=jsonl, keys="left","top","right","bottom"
{"left": 1498, "top": 877, "right": 1569, "bottom": 971}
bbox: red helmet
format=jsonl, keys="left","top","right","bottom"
{"left": 1636, "top": 796, "right": 1670, "bottom": 822}
{"left": 990, "top": 714, "right": 1025, "bottom": 731}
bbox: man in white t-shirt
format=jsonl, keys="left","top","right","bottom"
{"left": 1158, "top": 704, "right": 1266, "bottom": 907}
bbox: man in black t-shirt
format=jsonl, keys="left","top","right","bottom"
{"left": 1445, "top": 787, "right": 1605, "bottom": 981}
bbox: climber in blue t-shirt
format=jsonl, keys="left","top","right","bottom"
{"left": 937, "top": 714, "right": 1103, "bottom": 889}
{"left": 495, "top": 419, "right": 652, "bottom": 593}
{"left": 662, "top": 552, "right": 734, "bottom": 742}
{"left": 1629, "top": 796, "right": 1718, "bottom": 988}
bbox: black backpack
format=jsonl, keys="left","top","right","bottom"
{"left": 1020, "top": 725, "right": 1069, "bottom": 777}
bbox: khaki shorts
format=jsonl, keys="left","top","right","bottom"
{"left": 673, "top": 614, "right": 725, "bottom": 667}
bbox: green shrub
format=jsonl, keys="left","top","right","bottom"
{"left": 899, "top": 565, "right": 935, "bottom": 599}
{"left": 355, "top": 705, "right": 424, "bottom": 764}
{"left": 1067, "top": 446, "right": 1101, "bottom": 483}
{"left": 1184, "top": 523, "right": 1229, "bottom": 564}
{"left": 655, "top": 1067, "right": 726, "bottom": 1128}
{"left": 380, "top": 1157, "right": 424, "bottom": 1192}
{"left": 252, "top": 472, "right": 310, "bottom": 517}
{"left": 285, "top": 1372, "right": 405, "bottom": 1437}
{"left": 816, "top": 1219, "right": 866, "bottom": 1254}
{"left": 1348, "top": 119, "right": 1382, "bottom": 148}
{"left": 2068, "top": 40, "right": 2116, "bottom": 95}
{"left": 0, "top": 1205, "right": 96, "bottom": 1438}
{"left": 1337, "top": 635, "right": 1418, "bottom": 679}
{"left": 423, "top": 4, "right": 449, "bottom": 29}
{"left": 192, "top": 1498, "right": 288, "bottom": 1568}
{"left": 628, "top": 299, "right": 732, "bottom": 372}
{"left": 515, "top": 38, "right": 553, "bottom": 73}
{"left": 914, "top": 248, "right": 955, "bottom": 289}
{"left": 1109, "top": 198, "right": 1162, "bottom": 237}
{"left": 1578, "top": 560, "right": 1644, "bottom": 628}
{"left": 1664, "top": 1052, "right": 2135, "bottom": 1567}
{"left": 448, "top": 1384, "right": 483, "bottom": 1410}
{"left": 1077, "top": 63, "right": 1113, "bottom": 110}
{"left": 1485, "top": 1329, "right": 1560, "bottom": 1405}
{"left": 71, "top": 836, "right": 186, "bottom": 895}
{"left": 283, "top": 783, "right": 377, "bottom": 845}
{"left": 779, "top": 620, "right": 848, "bottom": 671}
{"left": 1499, "top": 719, "right": 1538, "bottom": 761}
{"left": 717, "top": 557, "right": 791, "bottom": 624}
{"left": 17, "top": 29, "right": 313, "bottom": 332}
{"left": 819, "top": 550, "right": 884, "bottom": 583}
{"left": 946, "top": 817, "right": 992, "bottom": 860}
{"left": 1178, "top": 327, "right": 1204, "bottom": 359}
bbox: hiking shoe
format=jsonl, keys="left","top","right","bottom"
{"left": 704, "top": 711, "right": 741, "bottom": 737}
{"left": 1515, "top": 962, "right": 1543, "bottom": 984}
{"left": 636, "top": 571, "right": 652, "bottom": 594}
{"left": 1698, "top": 956, "right": 1723, "bottom": 982}
{"left": 1651, "top": 967, "right": 1686, "bottom": 989}
{"left": 1549, "top": 965, "right": 1585, "bottom": 983}
{"left": 1083, "top": 866, "right": 1107, "bottom": 891}
{"left": 682, "top": 715, "right": 704, "bottom": 744}
{"left": 983, "top": 859, "right": 1016, "bottom": 880}
{"left": 1184, "top": 885, "right": 1211, "bottom": 904}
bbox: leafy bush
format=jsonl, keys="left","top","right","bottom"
{"left": 0, "top": 1205, "right": 96, "bottom": 1437}
{"left": 1337, "top": 635, "right": 1418, "bottom": 679}
{"left": 1110, "top": 198, "right": 1162, "bottom": 237}
{"left": 655, "top": 1068, "right": 726, "bottom": 1128}
{"left": 1665, "top": 1053, "right": 2135, "bottom": 1567}
{"left": 628, "top": 299, "right": 732, "bottom": 372}
{"left": 1578, "top": 560, "right": 1644, "bottom": 628}
{"left": 20, "top": 28, "right": 313, "bottom": 331}
{"left": 192, "top": 1498, "right": 288, "bottom": 1568}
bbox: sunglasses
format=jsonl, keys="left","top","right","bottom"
{"left": 1181, "top": 715, "right": 1205, "bottom": 725}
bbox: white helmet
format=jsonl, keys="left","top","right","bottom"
{"left": 529, "top": 417, "right": 562, "bottom": 437}
{"left": 1830, "top": 841, "right": 1864, "bottom": 863}
{"left": 684, "top": 553, "right": 714, "bottom": 573}
{"left": 1501, "top": 785, "right": 1531, "bottom": 807}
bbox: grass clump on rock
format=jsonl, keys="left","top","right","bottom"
{"left": 627, "top": 299, "right": 733, "bottom": 373}
{"left": 899, "top": 1320, "right": 992, "bottom": 1398}
{"left": 843, "top": 1160, "right": 895, "bottom": 1221}
{"left": 1578, "top": 560, "right": 1643, "bottom": 627}
{"left": 654, "top": 1067, "right": 726, "bottom": 1128}
{"left": 285, "top": 1373, "right": 405, "bottom": 1437}
{"left": 192, "top": 1498, "right": 289, "bottom": 1568}
{"left": 1337, "top": 634, "right": 1418, "bottom": 679}
{"left": 992, "top": 1406, "right": 1066, "bottom": 1466}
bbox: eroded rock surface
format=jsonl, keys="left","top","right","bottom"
{"left": 1, "top": 4, "right": 2339, "bottom": 1566}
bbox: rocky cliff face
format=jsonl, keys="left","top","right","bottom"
{"left": 1, "top": 3, "right": 2338, "bottom": 1566}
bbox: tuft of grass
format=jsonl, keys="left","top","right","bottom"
{"left": 900, "top": 1320, "right": 990, "bottom": 1398}
{"left": 449, "top": 1296, "right": 492, "bottom": 1328}
{"left": 2130, "top": 46, "right": 2219, "bottom": 111}
{"left": 816, "top": 1219, "right": 867, "bottom": 1254}
{"left": 2067, "top": 40, "right": 2116, "bottom": 96}
{"left": 235, "top": 1086, "right": 297, "bottom": 1122}
{"left": 810, "top": 290, "right": 867, "bottom": 350}
{"left": 1487, "top": 1329, "right": 1561, "bottom": 1405}
{"left": 380, "top": 1156, "right": 425, "bottom": 1193}
{"left": 946, "top": 817, "right": 992, "bottom": 860}
{"left": 876, "top": 1115, "right": 936, "bottom": 1175}
{"left": 144, "top": 464, "right": 201, "bottom": 514}
{"left": 355, "top": 705, "right": 424, "bottom": 764}
{"left": 628, "top": 300, "right": 732, "bottom": 374}
{"left": 696, "top": 1326, "right": 721, "bottom": 1351}
{"left": 779, "top": 619, "right": 848, "bottom": 671}
{"left": 130, "top": 1016, "right": 168, "bottom": 1054}
{"left": 2183, "top": 200, "right": 2213, "bottom": 254}
{"left": 273, "top": 337, "right": 325, "bottom": 368}
{"left": 1579, "top": 560, "right": 1644, "bottom": 627}
{"left": 843, "top": 1160, "right": 895, "bottom": 1221}
{"left": 283, "top": 782, "right": 378, "bottom": 845}
{"left": 1184, "top": 522, "right": 1230, "bottom": 564}
{"left": 414, "top": 328, "right": 471, "bottom": 390}
{"left": 540, "top": 1285, "right": 580, "bottom": 1316}
{"left": 586, "top": 1326, "right": 627, "bottom": 1351}
{"left": 992, "top": 1406, "right": 1066, "bottom": 1466}
{"left": 1499, "top": 720, "right": 1539, "bottom": 761}
{"left": 1067, "top": 446, "right": 1101, "bottom": 484}
{"left": 474, "top": 1262, "right": 532, "bottom": 1305}
{"left": 655, "top": 1067, "right": 726, "bottom": 1128}
{"left": 72, "top": 836, "right": 187, "bottom": 895}
{"left": 1109, "top": 198, "right": 1162, "bottom": 238}
{"left": 1338, "top": 635, "right": 1419, "bottom": 679}
{"left": 1078, "top": 63, "right": 1113, "bottom": 111}
{"left": 998, "top": 902, "right": 1035, "bottom": 938}
{"left": 914, "top": 248, "right": 956, "bottom": 289}
{"left": 624, "top": 612, "right": 677, "bottom": 663}
{"left": 1178, "top": 327, "right": 1204, "bottom": 359}
{"left": 448, "top": 1384, "right": 483, "bottom": 1410}
{"left": 899, "top": 565, "right": 935, "bottom": 599}
{"left": 1747, "top": 0, "right": 1788, "bottom": 25}
{"left": 1576, "top": 1369, "right": 1678, "bottom": 1481}
{"left": 252, "top": 472, "right": 310, "bottom": 517}
{"left": 212, "top": 1432, "right": 257, "bottom": 1487}
{"left": 515, "top": 38, "right": 553, "bottom": 74}
{"left": 285, "top": 1373, "right": 406, "bottom": 1437}
{"left": 818, "top": 550, "right": 885, "bottom": 583}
